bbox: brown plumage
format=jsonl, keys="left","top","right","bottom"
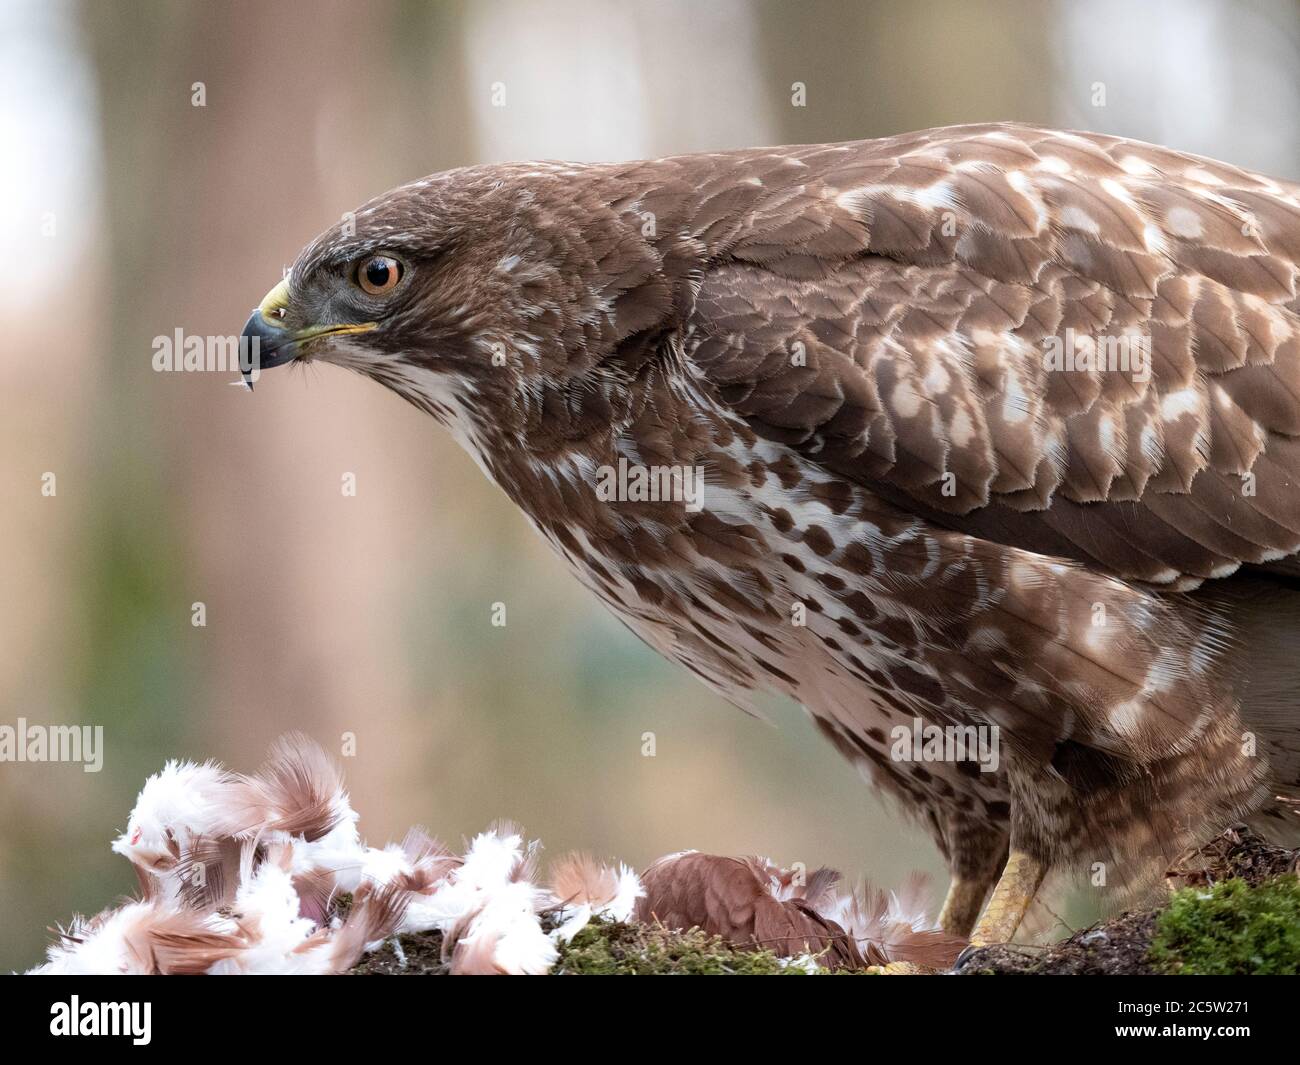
{"left": 638, "top": 852, "right": 862, "bottom": 967}
{"left": 390, "top": 827, "right": 462, "bottom": 894}
{"left": 229, "top": 731, "right": 354, "bottom": 843}
{"left": 548, "top": 852, "right": 634, "bottom": 912}
{"left": 244, "top": 122, "right": 1300, "bottom": 942}
{"left": 827, "top": 872, "right": 968, "bottom": 970}
{"left": 637, "top": 852, "right": 962, "bottom": 968}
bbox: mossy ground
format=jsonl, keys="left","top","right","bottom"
{"left": 1150, "top": 875, "right": 1300, "bottom": 975}
{"left": 553, "top": 920, "right": 805, "bottom": 975}
{"left": 959, "top": 825, "right": 1300, "bottom": 976}
{"left": 347, "top": 915, "right": 809, "bottom": 975}
{"left": 347, "top": 825, "right": 1299, "bottom": 975}
{"left": 350, "top": 875, "right": 1300, "bottom": 974}
{"left": 955, "top": 910, "right": 1164, "bottom": 975}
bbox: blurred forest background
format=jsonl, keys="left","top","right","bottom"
{"left": 2, "top": 0, "right": 1298, "bottom": 970}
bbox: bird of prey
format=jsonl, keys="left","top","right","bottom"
{"left": 241, "top": 123, "right": 1300, "bottom": 947}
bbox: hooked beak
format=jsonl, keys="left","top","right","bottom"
{"left": 239, "top": 278, "right": 377, "bottom": 389}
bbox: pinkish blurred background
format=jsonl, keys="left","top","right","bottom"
{"left": 2, "top": 0, "right": 1297, "bottom": 969}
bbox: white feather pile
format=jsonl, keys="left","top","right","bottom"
{"left": 548, "top": 852, "right": 646, "bottom": 943}
{"left": 30, "top": 733, "right": 950, "bottom": 975}
{"left": 29, "top": 735, "right": 627, "bottom": 976}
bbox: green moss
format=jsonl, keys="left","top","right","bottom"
{"left": 343, "top": 918, "right": 816, "bottom": 975}
{"left": 1149, "top": 875, "right": 1300, "bottom": 975}
{"left": 553, "top": 920, "right": 809, "bottom": 975}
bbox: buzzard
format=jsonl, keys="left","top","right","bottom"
{"left": 241, "top": 123, "right": 1300, "bottom": 947}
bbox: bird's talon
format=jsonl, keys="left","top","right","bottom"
{"left": 864, "top": 961, "right": 928, "bottom": 975}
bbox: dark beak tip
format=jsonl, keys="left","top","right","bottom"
{"left": 239, "top": 309, "right": 298, "bottom": 383}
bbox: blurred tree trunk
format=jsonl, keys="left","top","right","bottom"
{"left": 751, "top": 0, "right": 1054, "bottom": 144}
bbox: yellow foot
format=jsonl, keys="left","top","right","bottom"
{"left": 864, "top": 961, "right": 928, "bottom": 975}
{"left": 968, "top": 849, "right": 1046, "bottom": 947}
{"left": 938, "top": 875, "right": 991, "bottom": 938}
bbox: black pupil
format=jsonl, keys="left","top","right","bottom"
{"left": 365, "top": 259, "right": 392, "bottom": 288}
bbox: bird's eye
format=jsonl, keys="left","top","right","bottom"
{"left": 356, "top": 254, "right": 404, "bottom": 295}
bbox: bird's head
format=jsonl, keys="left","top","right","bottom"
{"left": 240, "top": 166, "right": 657, "bottom": 430}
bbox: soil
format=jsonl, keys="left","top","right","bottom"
{"left": 956, "top": 824, "right": 1299, "bottom": 976}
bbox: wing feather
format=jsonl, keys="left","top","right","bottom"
{"left": 677, "top": 124, "right": 1300, "bottom": 588}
